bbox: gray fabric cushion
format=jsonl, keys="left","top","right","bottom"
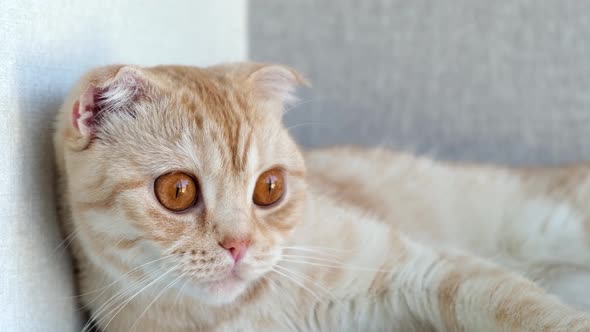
{"left": 250, "top": 0, "right": 590, "bottom": 165}
{"left": 0, "top": 1, "right": 246, "bottom": 331}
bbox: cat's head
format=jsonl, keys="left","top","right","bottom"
{"left": 55, "top": 63, "right": 308, "bottom": 305}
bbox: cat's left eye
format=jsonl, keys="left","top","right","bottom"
{"left": 253, "top": 168, "right": 285, "bottom": 207}
{"left": 154, "top": 172, "right": 198, "bottom": 212}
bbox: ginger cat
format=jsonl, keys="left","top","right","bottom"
{"left": 54, "top": 63, "right": 590, "bottom": 331}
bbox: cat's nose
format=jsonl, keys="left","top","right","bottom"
{"left": 219, "top": 236, "right": 251, "bottom": 262}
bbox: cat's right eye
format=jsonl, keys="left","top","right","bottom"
{"left": 154, "top": 172, "right": 198, "bottom": 212}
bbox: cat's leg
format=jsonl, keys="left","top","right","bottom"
{"left": 494, "top": 197, "right": 590, "bottom": 310}
{"left": 388, "top": 240, "right": 590, "bottom": 331}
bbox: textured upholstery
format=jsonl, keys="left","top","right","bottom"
{"left": 250, "top": 0, "right": 590, "bottom": 165}
{"left": 0, "top": 1, "right": 246, "bottom": 331}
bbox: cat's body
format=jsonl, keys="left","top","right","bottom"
{"left": 54, "top": 63, "right": 590, "bottom": 332}
{"left": 306, "top": 148, "right": 590, "bottom": 310}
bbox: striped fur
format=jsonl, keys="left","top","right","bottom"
{"left": 54, "top": 63, "right": 590, "bottom": 331}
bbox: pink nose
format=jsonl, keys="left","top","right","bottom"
{"left": 219, "top": 237, "right": 251, "bottom": 262}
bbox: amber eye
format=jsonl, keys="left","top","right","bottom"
{"left": 253, "top": 169, "right": 285, "bottom": 207}
{"left": 154, "top": 172, "right": 198, "bottom": 212}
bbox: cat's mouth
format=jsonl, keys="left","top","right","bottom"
{"left": 175, "top": 257, "right": 272, "bottom": 304}
{"left": 199, "top": 261, "right": 264, "bottom": 295}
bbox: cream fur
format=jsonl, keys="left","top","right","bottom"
{"left": 54, "top": 63, "right": 590, "bottom": 332}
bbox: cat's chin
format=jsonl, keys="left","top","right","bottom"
{"left": 205, "top": 275, "right": 249, "bottom": 304}
{"left": 188, "top": 275, "right": 250, "bottom": 306}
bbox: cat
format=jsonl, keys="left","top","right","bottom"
{"left": 53, "top": 62, "right": 590, "bottom": 332}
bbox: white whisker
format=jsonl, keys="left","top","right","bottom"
{"left": 264, "top": 276, "right": 299, "bottom": 331}
{"left": 281, "top": 254, "right": 345, "bottom": 265}
{"left": 130, "top": 272, "right": 186, "bottom": 331}
{"left": 279, "top": 258, "right": 388, "bottom": 272}
{"left": 282, "top": 245, "right": 353, "bottom": 255}
{"left": 274, "top": 264, "right": 338, "bottom": 301}
{"left": 286, "top": 122, "right": 328, "bottom": 131}
{"left": 174, "top": 277, "right": 192, "bottom": 307}
{"left": 82, "top": 272, "right": 155, "bottom": 332}
{"left": 270, "top": 267, "right": 324, "bottom": 303}
{"left": 53, "top": 230, "right": 81, "bottom": 253}
{"left": 73, "top": 254, "right": 176, "bottom": 306}
{"left": 83, "top": 264, "right": 170, "bottom": 332}
{"left": 284, "top": 97, "right": 324, "bottom": 114}
{"left": 100, "top": 264, "right": 181, "bottom": 331}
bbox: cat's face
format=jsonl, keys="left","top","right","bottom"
{"left": 58, "top": 64, "right": 307, "bottom": 305}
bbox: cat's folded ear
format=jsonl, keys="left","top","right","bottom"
{"left": 244, "top": 63, "right": 310, "bottom": 109}
{"left": 66, "top": 66, "right": 147, "bottom": 151}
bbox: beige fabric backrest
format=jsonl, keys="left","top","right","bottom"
{"left": 0, "top": 1, "right": 246, "bottom": 330}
